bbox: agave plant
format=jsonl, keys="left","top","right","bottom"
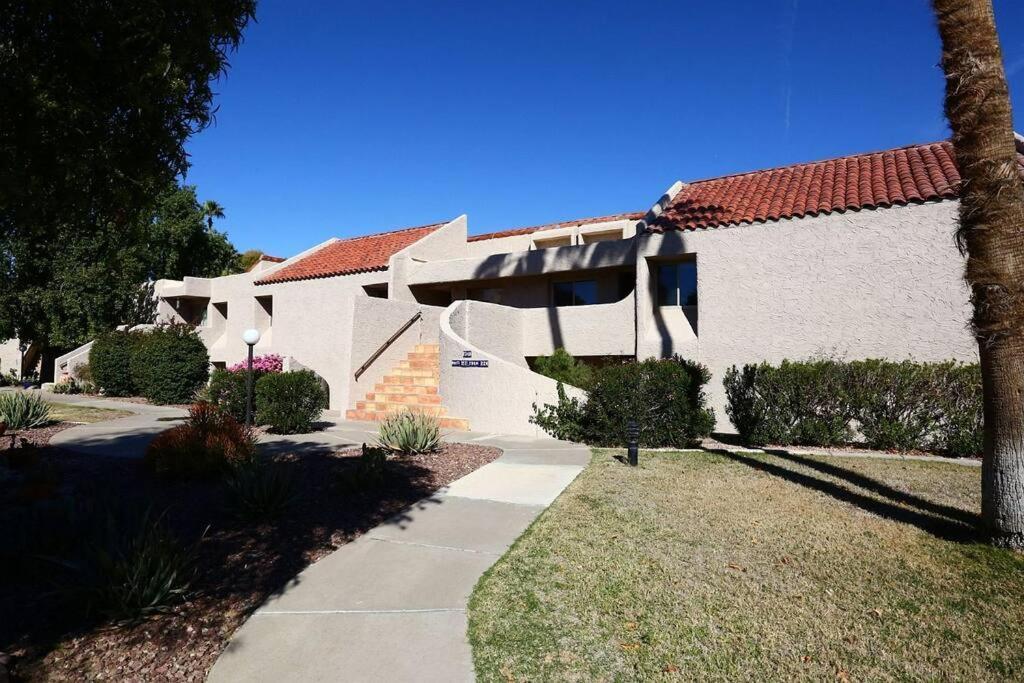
{"left": 0, "top": 391, "right": 52, "bottom": 429}
{"left": 225, "top": 458, "right": 297, "bottom": 521}
{"left": 376, "top": 410, "right": 441, "bottom": 455}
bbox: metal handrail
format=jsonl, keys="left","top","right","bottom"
{"left": 353, "top": 311, "right": 422, "bottom": 380}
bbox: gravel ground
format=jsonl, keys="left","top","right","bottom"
{"left": 1, "top": 441, "right": 500, "bottom": 682}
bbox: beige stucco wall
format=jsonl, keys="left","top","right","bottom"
{"left": 635, "top": 200, "right": 977, "bottom": 428}
{"left": 0, "top": 338, "right": 21, "bottom": 377}
{"left": 347, "top": 297, "right": 445, "bottom": 404}
{"left": 521, "top": 291, "right": 635, "bottom": 357}
{"left": 439, "top": 300, "right": 585, "bottom": 435}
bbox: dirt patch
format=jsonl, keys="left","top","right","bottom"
{"left": 0, "top": 422, "right": 75, "bottom": 450}
{"left": 1, "top": 441, "right": 500, "bottom": 681}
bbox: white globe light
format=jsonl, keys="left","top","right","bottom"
{"left": 242, "top": 328, "right": 261, "bottom": 345}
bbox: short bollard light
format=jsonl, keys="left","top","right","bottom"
{"left": 626, "top": 419, "right": 639, "bottom": 467}
{"left": 242, "top": 328, "right": 262, "bottom": 426}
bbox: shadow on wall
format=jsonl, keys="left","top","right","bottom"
{"left": 646, "top": 230, "right": 695, "bottom": 359}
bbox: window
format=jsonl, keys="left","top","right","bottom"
{"left": 657, "top": 261, "right": 697, "bottom": 307}
{"left": 534, "top": 236, "right": 572, "bottom": 250}
{"left": 553, "top": 280, "right": 598, "bottom": 306}
{"left": 255, "top": 295, "right": 273, "bottom": 333}
{"left": 581, "top": 230, "right": 623, "bottom": 244}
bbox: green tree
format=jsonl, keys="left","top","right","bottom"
{"left": 236, "top": 249, "right": 266, "bottom": 273}
{"left": 0, "top": 0, "right": 256, "bottom": 349}
{"left": 201, "top": 200, "right": 226, "bottom": 231}
{"left": 932, "top": 0, "right": 1024, "bottom": 547}
{"left": 146, "top": 183, "right": 239, "bottom": 280}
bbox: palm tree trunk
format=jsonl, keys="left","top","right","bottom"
{"left": 933, "top": 0, "right": 1024, "bottom": 548}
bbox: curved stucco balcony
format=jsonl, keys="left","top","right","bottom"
{"left": 407, "top": 239, "right": 636, "bottom": 287}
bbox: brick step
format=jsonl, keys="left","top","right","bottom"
{"left": 365, "top": 392, "right": 442, "bottom": 405}
{"left": 374, "top": 383, "right": 438, "bottom": 395}
{"left": 381, "top": 375, "right": 439, "bottom": 387}
{"left": 356, "top": 401, "right": 448, "bottom": 416}
{"left": 380, "top": 370, "right": 436, "bottom": 382}
{"left": 354, "top": 403, "right": 446, "bottom": 419}
{"left": 414, "top": 344, "right": 440, "bottom": 354}
{"left": 406, "top": 352, "right": 440, "bottom": 362}
{"left": 345, "top": 409, "right": 469, "bottom": 431}
{"left": 398, "top": 359, "right": 438, "bottom": 371}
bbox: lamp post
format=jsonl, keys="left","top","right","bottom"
{"left": 242, "top": 328, "right": 261, "bottom": 426}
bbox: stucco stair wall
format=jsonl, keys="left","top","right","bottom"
{"left": 346, "top": 344, "right": 469, "bottom": 430}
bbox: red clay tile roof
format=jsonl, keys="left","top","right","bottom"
{"left": 468, "top": 211, "right": 644, "bottom": 242}
{"left": 650, "top": 141, "right": 966, "bottom": 233}
{"left": 256, "top": 223, "right": 444, "bottom": 285}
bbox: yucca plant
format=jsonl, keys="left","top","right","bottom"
{"left": 376, "top": 410, "right": 441, "bottom": 455}
{"left": 225, "top": 458, "right": 297, "bottom": 521}
{"left": 49, "top": 503, "right": 197, "bottom": 623}
{"left": 0, "top": 391, "right": 52, "bottom": 429}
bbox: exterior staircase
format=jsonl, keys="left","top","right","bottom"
{"left": 345, "top": 344, "right": 469, "bottom": 430}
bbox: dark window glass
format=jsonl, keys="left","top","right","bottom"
{"left": 678, "top": 262, "right": 698, "bottom": 306}
{"left": 573, "top": 280, "right": 597, "bottom": 305}
{"left": 553, "top": 281, "right": 574, "bottom": 307}
{"left": 657, "top": 265, "right": 678, "bottom": 306}
{"left": 553, "top": 280, "right": 598, "bottom": 306}
{"left": 656, "top": 262, "right": 697, "bottom": 307}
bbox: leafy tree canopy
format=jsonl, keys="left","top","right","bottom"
{"left": 146, "top": 183, "right": 240, "bottom": 281}
{"left": 0, "top": 0, "right": 256, "bottom": 348}
{"left": 236, "top": 249, "right": 266, "bottom": 273}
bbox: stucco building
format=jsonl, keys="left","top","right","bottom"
{"left": 57, "top": 138, "right": 1001, "bottom": 435}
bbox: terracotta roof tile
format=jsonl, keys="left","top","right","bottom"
{"left": 467, "top": 211, "right": 644, "bottom": 242}
{"left": 650, "top": 141, "right": 971, "bottom": 233}
{"left": 256, "top": 223, "right": 444, "bottom": 285}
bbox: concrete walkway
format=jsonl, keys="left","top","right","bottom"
{"left": 208, "top": 430, "right": 590, "bottom": 683}
{"left": 43, "top": 393, "right": 188, "bottom": 458}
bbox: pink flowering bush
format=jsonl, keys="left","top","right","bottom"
{"left": 227, "top": 353, "right": 283, "bottom": 375}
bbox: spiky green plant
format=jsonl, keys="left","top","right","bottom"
{"left": 225, "top": 458, "right": 297, "bottom": 521}
{"left": 376, "top": 410, "right": 441, "bottom": 455}
{"left": 0, "top": 391, "right": 52, "bottom": 429}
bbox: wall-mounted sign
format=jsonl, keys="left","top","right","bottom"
{"left": 452, "top": 349, "right": 488, "bottom": 368}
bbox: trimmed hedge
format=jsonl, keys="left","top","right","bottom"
{"left": 531, "top": 348, "right": 596, "bottom": 390}
{"left": 255, "top": 370, "right": 327, "bottom": 434}
{"left": 531, "top": 356, "right": 715, "bottom": 448}
{"left": 89, "top": 330, "right": 143, "bottom": 397}
{"left": 204, "top": 368, "right": 249, "bottom": 422}
{"left": 723, "top": 359, "right": 982, "bottom": 457}
{"left": 131, "top": 324, "right": 210, "bottom": 404}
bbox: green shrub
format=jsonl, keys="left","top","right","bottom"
{"left": 204, "top": 368, "right": 250, "bottom": 422}
{"left": 932, "top": 363, "right": 983, "bottom": 458}
{"left": 532, "top": 348, "right": 596, "bottom": 390}
{"left": 51, "top": 380, "right": 77, "bottom": 394}
{"left": 532, "top": 357, "right": 715, "bottom": 448}
{"left": 723, "top": 358, "right": 983, "bottom": 456}
{"left": 377, "top": 410, "right": 442, "bottom": 454}
{"left": 145, "top": 403, "right": 257, "bottom": 479}
{"left": 0, "top": 391, "right": 52, "bottom": 429}
{"left": 340, "top": 444, "right": 389, "bottom": 492}
{"left": 131, "top": 323, "right": 210, "bottom": 404}
{"left": 89, "top": 330, "right": 143, "bottom": 396}
{"left": 57, "top": 504, "right": 196, "bottom": 622}
{"left": 724, "top": 360, "right": 852, "bottom": 447}
{"left": 254, "top": 370, "right": 327, "bottom": 434}
{"left": 225, "top": 459, "right": 297, "bottom": 521}
{"left": 847, "top": 360, "right": 942, "bottom": 451}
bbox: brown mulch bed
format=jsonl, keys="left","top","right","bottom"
{"left": 0, "top": 423, "right": 75, "bottom": 451}
{"left": 0, "top": 441, "right": 501, "bottom": 682}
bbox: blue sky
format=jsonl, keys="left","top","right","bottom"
{"left": 184, "top": 0, "right": 1024, "bottom": 256}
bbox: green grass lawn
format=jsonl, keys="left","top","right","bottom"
{"left": 47, "top": 402, "right": 133, "bottom": 424}
{"left": 468, "top": 449, "right": 1024, "bottom": 681}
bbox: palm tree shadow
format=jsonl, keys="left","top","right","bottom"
{"left": 706, "top": 448, "right": 982, "bottom": 543}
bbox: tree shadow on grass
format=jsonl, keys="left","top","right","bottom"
{"left": 706, "top": 448, "right": 982, "bottom": 544}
